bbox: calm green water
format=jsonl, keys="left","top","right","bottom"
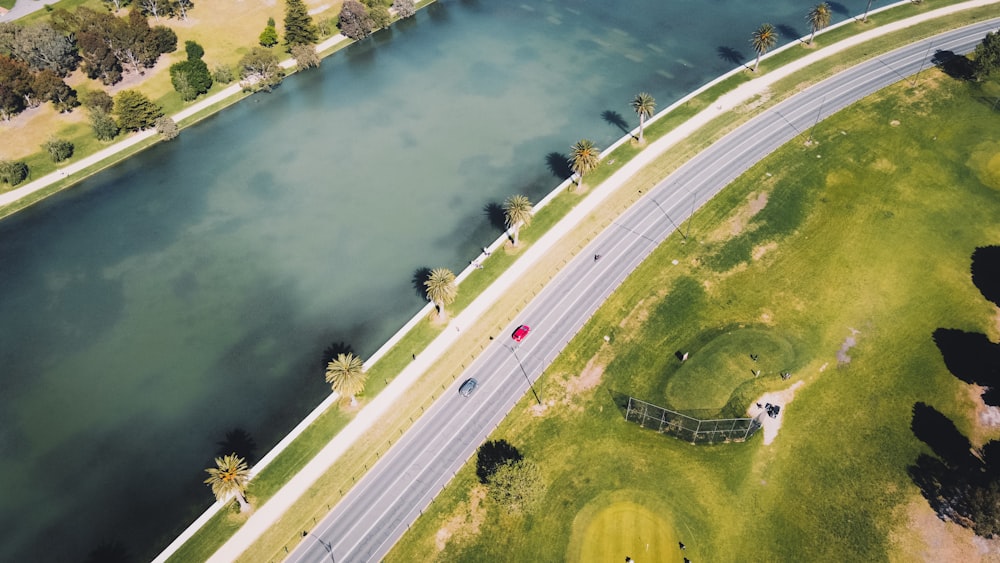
{"left": 0, "top": 0, "right": 868, "bottom": 560}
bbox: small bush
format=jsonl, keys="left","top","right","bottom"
{"left": 0, "top": 160, "right": 30, "bottom": 186}
{"left": 212, "top": 65, "right": 235, "bottom": 84}
{"left": 81, "top": 90, "right": 115, "bottom": 114}
{"left": 155, "top": 116, "right": 179, "bottom": 140}
{"left": 291, "top": 45, "right": 320, "bottom": 70}
{"left": 90, "top": 110, "right": 120, "bottom": 141}
{"left": 42, "top": 138, "right": 75, "bottom": 162}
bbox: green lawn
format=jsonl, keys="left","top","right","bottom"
{"left": 386, "top": 69, "right": 1000, "bottom": 562}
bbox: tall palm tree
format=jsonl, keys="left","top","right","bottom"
{"left": 630, "top": 92, "right": 656, "bottom": 143}
{"left": 204, "top": 453, "right": 251, "bottom": 513}
{"left": 424, "top": 267, "right": 457, "bottom": 320}
{"left": 806, "top": 3, "right": 831, "bottom": 44}
{"left": 750, "top": 23, "right": 778, "bottom": 72}
{"left": 570, "top": 139, "right": 600, "bottom": 188}
{"left": 503, "top": 194, "right": 534, "bottom": 246}
{"left": 325, "top": 352, "right": 366, "bottom": 406}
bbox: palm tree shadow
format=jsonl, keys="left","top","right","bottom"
{"left": 776, "top": 23, "right": 802, "bottom": 42}
{"left": 483, "top": 201, "right": 507, "bottom": 231}
{"left": 216, "top": 428, "right": 259, "bottom": 464}
{"left": 85, "top": 540, "right": 133, "bottom": 563}
{"left": 827, "top": 1, "right": 849, "bottom": 15}
{"left": 545, "top": 151, "right": 573, "bottom": 179}
{"left": 601, "top": 110, "right": 632, "bottom": 137}
{"left": 322, "top": 341, "right": 357, "bottom": 367}
{"left": 717, "top": 46, "right": 747, "bottom": 67}
{"left": 411, "top": 267, "right": 432, "bottom": 300}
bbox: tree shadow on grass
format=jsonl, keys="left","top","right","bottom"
{"left": 931, "top": 50, "right": 975, "bottom": 81}
{"left": 601, "top": 110, "right": 632, "bottom": 137}
{"left": 717, "top": 46, "right": 747, "bottom": 67}
{"left": 483, "top": 201, "right": 507, "bottom": 232}
{"left": 545, "top": 151, "right": 573, "bottom": 180}
{"left": 910, "top": 402, "right": 976, "bottom": 467}
{"left": 216, "top": 428, "right": 259, "bottom": 464}
{"left": 972, "top": 245, "right": 1000, "bottom": 307}
{"left": 932, "top": 328, "right": 1000, "bottom": 400}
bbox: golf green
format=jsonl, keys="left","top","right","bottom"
{"left": 568, "top": 492, "right": 681, "bottom": 563}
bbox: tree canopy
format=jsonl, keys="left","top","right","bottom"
{"left": 630, "top": 92, "right": 655, "bottom": 143}
{"left": 204, "top": 453, "right": 252, "bottom": 512}
{"left": 806, "top": 3, "right": 831, "bottom": 45}
{"left": 114, "top": 89, "right": 162, "bottom": 131}
{"left": 325, "top": 352, "right": 367, "bottom": 405}
{"left": 339, "top": 1, "right": 374, "bottom": 41}
{"left": 486, "top": 458, "right": 546, "bottom": 514}
{"left": 750, "top": 23, "right": 778, "bottom": 72}
{"left": 392, "top": 0, "right": 415, "bottom": 19}
{"left": 284, "top": 0, "right": 318, "bottom": 48}
{"left": 424, "top": 267, "right": 457, "bottom": 319}
{"left": 570, "top": 139, "right": 600, "bottom": 187}
{"left": 503, "top": 194, "right": 534, "bottom": 246}
{"left": 972, "top": 31, "right": 1000, "bottom": 82}
{"left": 476, "top": 440, "right": 523, "bottom": 484}
{"left": 238, "top": 47, "right": 285, "bottom": 92}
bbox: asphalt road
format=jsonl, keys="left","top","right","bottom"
{"left": 286, "top": 18, "right": 1000, "bottom": 563}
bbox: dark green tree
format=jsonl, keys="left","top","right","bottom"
{"left": 339, "top": 1, "right": 373, "bottom": 41}
{"left": 0, "top": 54, "right": 33, "bottom": 119}
{"left": 184, "top": 40, "right": 204, "bottom": 61}
{"left": 0, "top": 160, "right": 29, "bottom": 186}
{"left": 170, "top": 58, "right": 212, "bottom": 100}
{"left": 476, "top": 440, "right": 523, "bottom": 484}
{"left": 42, "top": 138, "right": 74, "bottom": 162}
{"left": 570, "top": 138, "right": 600, "bottom": 188}
{"left": 114, "top": 89, "right": 162, "bottom": 131}
{"left": 89, "top": 110, "right": 120, "bottom": 140}
{"left": 33, "top": 68, "right": 79, "bottom": 112}
{"left": 283, "top": 0, "right": 318, "bottom": 49}
{"left": 81, "top": 89, "right": 114, "bottom": 114}
{"left": 972, "top": 31, "right": 1000, "bottom": 82}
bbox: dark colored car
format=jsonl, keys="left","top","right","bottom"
{"left": 512, "top": 325, "right": 531, "bottom": 342}
{"left": 459, "top": 378, "right": 478, "bottom": 397}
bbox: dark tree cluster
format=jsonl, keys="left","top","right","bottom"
{"left": 971, "top": 31, "right": 1000, "bottom": 82}
{"left": 0, "top": 53, "right": 78, "bottom": 119}
{"left": 284, "top": 0, "right": 318, "bottom": 50}
{"left": 114, "top": 89, "right": 162, "bottom": 131}
{"left": 170, "top": 40, "right": 212, "bottom": 101}
{"left": 238, "top": 47, "right": 285, "bottom": 92}
{"left": 0, "top": 160, "right": 29, "bottom": 186}
{"left": 476, "top": 439, "right": 523, "bottom": 484}
{"left": 911, "top": 245, "right": 1000, "bottom": 538}
{"left": 0, "top": 21, "right": 79, "bottom": 77}
{"left": 362, "top": 0, "right": 392, "bottom": 30}
{"left": 56, "top": 7, "right": 177, "bottom": 86}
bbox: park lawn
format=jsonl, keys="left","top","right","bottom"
{"left": 385, "top": 69, "right": 1000, "bottom": 562}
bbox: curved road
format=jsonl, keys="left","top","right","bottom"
{"left": 288, "top": 18, "right": 1000, "bottom": 563}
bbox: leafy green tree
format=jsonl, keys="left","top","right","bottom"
{"left": 184, "top": 40, "right": 204, "bottom": 61}
{"left": 368, "top": 4, "right": 391, "bottom": 30}
{"left": 476, "top": 440, "right": 522, "bottom": 484}
{"left": 972, "top": 31, "right": 1000, "bottom": 82}
{"left": 259, "top": 24, "right": 278, "bottom": 48}
{"left": 486, "top": 459, "right": 546, "bottom": 514}
{"left": 155, "top": 116, "right": 179, "bottom": 140}
{"left": 32, "top": 69, "right": 78, "bottom": 112}
{"left": 81, "top": 89, "right": 115, "bottom": 113}
{"left": 750, "top": 23, "right": 778, "bottom": 72}
{"left": 74, "top": 8, "right": 124, "bottom": 85}
{"left": 392, "top": 0, "right": 415, "bottom": 18}
{"left": 0, "top": 54, "right": 33, "bottom": 119}
{"left": 284, "top": 0, "right": 318, "bottom": 49}
{"left": 42, "top": 138, "right": 74, "bottom": 162}
{"left": 138, "top": 0, "right": 173, "bottom": 22}
{"left": 339, "top": 1, "right": 374, "bottom": 41}
{"left": 4, "top": 23, "right": 78, "bottom": 76}
{"left": 806, "top": 3, "right": 831, "bottom": 45}
{"left": 101, "top": 0, "right": 131, "bottom": 12}
{"left": 503, "top": 194, "right": 534, "bottom": 246}
{"left": 212, "top": 64, "right": 235, "bottom": 84}
{"left": 630, "top": 92, "right": 655, "bottom": 143}
{"left": 0, "top": 160, "right": 29, "bottom": 186}
{"left": 424, "top": 267, "right": 457, "bottom": 320}
{"left": 89, "top": 110, "right": 120, "bottom": 140}
{"left": 204, "top": 453, "right": 252, "bottom": 512}
{"left": 325, "top": 352, "right": 367, "bottom": 406}
{"left": 570, "top": 139, "right": 600, "bottom": 188}
{"left": 238, "top": 47, "right": 285, "bottom": 92}
{"left": 114, "top": 89, "right": 162, "bottom": 131}
{"left": 291, "top": 44, "right": 320, "bottom": 70}
{"left": 170, "top": 58, "right": 212, "bottom": 100}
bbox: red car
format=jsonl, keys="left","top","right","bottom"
{"left": 512, "top": 325, "right": 531, "bottom": 342}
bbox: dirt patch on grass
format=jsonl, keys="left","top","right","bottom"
{"left": 890, "top": 497, "right": 1000, "bottom": 562}
{"left": 836, "top": 328, "right": 861, "bottom": 365}
{"left": 752, "top": 241, "right": 778, "bottom": 261}
{"left": 435, "top": 485, "right": 488, "bottom": 552}
{"left": 748, "top": 380, "right": 804, "bottom": 445}
{"left": 568, "top": 355, "right": 605, "bottom": 397}
{"left": 873, "top": 157, "right": 896, "bottom": 173}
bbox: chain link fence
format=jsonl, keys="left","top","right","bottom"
{"left": 625, "top": 396, "right": 762, "bottom": 444}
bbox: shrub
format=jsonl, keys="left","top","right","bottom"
{"left": 212, "top": 65, "right": 235, "bottom": 84}
{"left": 0, "top": 160, "right": 29, "bottom": 186}
{"left": 291, "top": 45, "right": 320, "bottom": 70}
{"left": 81, "top": 90, "right": 115, "bottom": 114}
{"left": 184, "top": 40, "right": 205, "bottom": 61}
{"left": 42, "top": 138, "right": 74, "bottom": 162}
{"left": 90, "top": 110, "right": 120, "bottom": 141}
{"left": 155, "top": 116, "right": 179, "bottom": 140}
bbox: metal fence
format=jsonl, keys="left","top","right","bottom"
{"left": 625, "top": 396, "right": 762, "bottom": 444}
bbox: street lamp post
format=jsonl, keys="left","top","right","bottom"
{"left": 511, "top": 348, "right": 542, "bottom": 405}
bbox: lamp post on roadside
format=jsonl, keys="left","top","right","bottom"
{"left": 301, "top": 530, "right": 335, "bottom": 562}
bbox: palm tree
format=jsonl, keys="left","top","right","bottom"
{"left": 750, "top": 23, "right": 778, "bottom": 72}
{"left": 325, "top": 352, "right": 366, "bottom": 406}
{"left": 204, "top": 453, "right": 251, "bottom": 513}
{"left": 570, "top": 139, "right": 600, "bottom": 188}
{"left": 806, "top": 3, "right": 831, "bottom": 44}
{"left": 503, "top": 194, "right": 534, "bottom": 246}
{"left": 630, "top": 92, "right": 656, "bottom": 143}
{"left": 424, "top": 267, "right": 457, "bottom": 320}
{"left": 862, "top": 0, "right": 875, "bottom": 23}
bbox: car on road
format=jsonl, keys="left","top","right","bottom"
{"left": 512, "top": 325, "right": 531, "bottom": 342}
{"left": 459, "top": 378, "right": 478, "bottom": 397}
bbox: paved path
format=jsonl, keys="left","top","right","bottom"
{"left": 189, "top": 2, "right": 999, "bottom": 562}
{"left": 0, "top": 0, "right": 58, "bottom": 22}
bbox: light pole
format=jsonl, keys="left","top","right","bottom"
{"left": 301, "top": 530, "right": 335, "bottom": 562}
{"left": 511, "top": 348, "right": 542, "bottom": 405}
